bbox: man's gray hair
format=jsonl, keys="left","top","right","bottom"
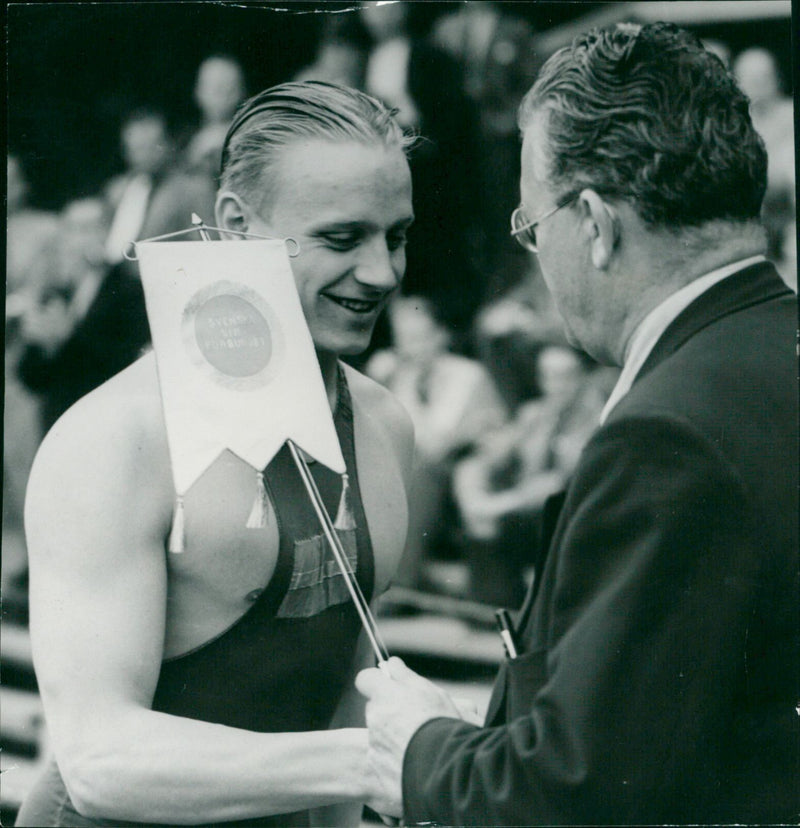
{"left": 519, "top": 22, "right": 768, "bottom": 229}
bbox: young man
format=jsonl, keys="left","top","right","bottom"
{"left": 18, "top": 82, "right": 415, "bottom": 828}
{"left": 358, "top": 23, "right": 799, "bottom": 826}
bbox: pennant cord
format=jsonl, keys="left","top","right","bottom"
{"left": 191, "top": 213, "right": 212, "bottom": 241}
{"left": 287, "top": 440, "right": 389, "bottom": 664}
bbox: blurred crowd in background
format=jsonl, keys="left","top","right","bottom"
{"left": 5, "top": 2, "right": 796, "bottom": 617}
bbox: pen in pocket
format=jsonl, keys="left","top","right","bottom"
{"left": 494, "top": 608, "right": 519, "bottom": 660}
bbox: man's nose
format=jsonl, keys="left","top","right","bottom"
{"left": 354, "top": 240, "right": 400, "bottom": 290}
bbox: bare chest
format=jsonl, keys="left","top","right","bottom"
{"left": 161, "top": 431, "right": 407, "bottom": 657}
{"left": 162, "top": 452, "right": 280, "bottom": 656}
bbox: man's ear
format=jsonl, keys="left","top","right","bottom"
{"left": 215, "top": 191, "right": 250, "bottom": 238}
{"left": 579, "top": 189, "right": 619, "bottom": 270}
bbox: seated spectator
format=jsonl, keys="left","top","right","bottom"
{"left": 294, "top": 16, "right": 367, "bottom": 88}
{"left": 104, "top": 107, "right": 217, "bottom": 270}
{"left": 17, "top": 197, "right": 151, "bottom": 436}
{"left": 473, "top": 265, "right": 565, "bottom": 411}
{"left": 4, "top": 154, "right": 60, "bottom": 603}
{"left": 183, "top": 55, "right": 247, "bottom": 179}
{"left": 7, "top": 153, "right": 60, "bottom": 310}
{"left": 452, "top": 344, "right": 614, "bottom": 607}
{"left": 358, "top": 1, "right": 484, "bottom": 340}
{"left": 733, "top": 47, "right": 795, "bottom": 271}
{"left": 366, "top": 295, "right": 506, "bottom": 589}
{"left": 432, "top": 2, "right": 541, "bottom": 296}
{"left": 779, "top": 214, "right": 797, "bottom": 291}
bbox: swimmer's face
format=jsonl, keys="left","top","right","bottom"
{"left": 249, "top": 139, "right": 413, "bottom": 358}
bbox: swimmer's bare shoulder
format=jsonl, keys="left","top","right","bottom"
{"left": 340, "top": 362, "right": 414, "bottom": 592}
{"left": 26, "top": 350, "right": 174, "bottom": 569}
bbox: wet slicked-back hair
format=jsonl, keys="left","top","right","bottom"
{"left": 220, "top": 80, "right": 413, "bottom": 212}
{"left": 519, "top": 22, "right": 768, "bottom": 228}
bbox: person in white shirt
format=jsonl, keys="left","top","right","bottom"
{"left": 104, "top": 107, "right": 216, "bottom": 268}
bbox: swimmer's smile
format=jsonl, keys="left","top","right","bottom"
{"left": 323, "top": 294, "right": 383, "bottom": 314}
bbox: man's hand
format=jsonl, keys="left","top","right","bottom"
{"left": 355, "top": 657, "right": 466, "bottom": 818}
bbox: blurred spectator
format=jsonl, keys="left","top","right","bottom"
{"left": 360, "top": 2, "right": 422, "bottom": 128}
{"left": 294, "top": 16, "right": 367, "bottom": 89}
{"left": 779, "top": 217, "right": 797, "bottom": 292}
{"left": 183, "top": 55, "right": 247, "bottom": 179}
{"left": 358, "top": 1, "right": 483, "bottom": 342}
{"left": 702, "top": 38, "right": 732, "bottom": 68}
{"left": 473, "top": 265, "right": 565, "bottom": 411}
{"left": 4, "top": 154, "right": 60, "bottom": 601}
{"left": 104, "top": 107, "right": 217, "bottom": 269}
{"left": 432, "top": 2, "right": 541, "bottom": 296}
{"left": 17, "top": 197, "right": 151, "bottom": 435}
{"left": 366, "top": 295, "right": 507, "bottom": 589}
{"left": 433, "top": 1, "right": 538, "bottom": 121}
{"left": 7, "top": 154, "right": 60, "bottom": 305}
{"left": 452, "top": 345, "right": 613, "bottom": 607}
{"left": 733, "top": 47, "right": 795, "bottom": 275}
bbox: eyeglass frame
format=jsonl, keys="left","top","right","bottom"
{"left": 510, "top": 193, "right": 579, "bottom": 253}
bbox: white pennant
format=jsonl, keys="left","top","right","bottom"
{"left": 138, "top": 238, "right": 345, "bottom": 501}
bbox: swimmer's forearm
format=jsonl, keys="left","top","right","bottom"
{"left": 60, "top": 710, "right": 370, "bottom": 823}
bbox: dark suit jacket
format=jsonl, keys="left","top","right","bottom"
{"left": 18, "top": 265, "right": 151, "bottom": 433}
{"left": 403, "top": 261, "right": 799, "bottom": 825}
{"left": 106, "top": 168, "right": 217, "bottom": 243}
{"left": 105, "top": 169, "right": 217, "bottom": 278}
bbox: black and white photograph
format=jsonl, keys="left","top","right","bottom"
{"left": 3, "top": 2, "right": 797, "bottom": 826}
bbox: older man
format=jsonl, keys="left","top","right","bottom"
{"left": 358, "top": 22, "right": 799, "bottom": 826}
{"left": 18, "top": 82, "right": 414, "bottom": 828}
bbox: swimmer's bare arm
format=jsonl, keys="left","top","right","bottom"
{"left": 25, "top": 361, "right": 373, "bottom": 824}
{"left": 308, "top": 631, "right": 375, "bottom": 827}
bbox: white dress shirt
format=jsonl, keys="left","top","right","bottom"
{"left": 105, "top": 174, "right": 152, "bottom": 263}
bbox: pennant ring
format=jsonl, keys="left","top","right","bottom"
{"left": 125, "top": 225, "right": 301, "bottom": 261}
{"left": 283, "top": 237, "right": 300, "bottom": 258}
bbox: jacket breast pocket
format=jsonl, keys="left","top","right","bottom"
{"left": 506, "top": 647, "right": 549, "bottom": 718}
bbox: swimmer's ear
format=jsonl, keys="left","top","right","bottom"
{"left": 215, "top": 191, "right": 250, "bottom": 239}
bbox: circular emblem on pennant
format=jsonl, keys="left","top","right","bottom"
{"left": 194, "top": 294, "right": 272, "bottom": 376}
{"left": 182, "top": 281, "right": 285, "bottom": 389}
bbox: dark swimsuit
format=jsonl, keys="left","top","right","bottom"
{"left": 16, "top": 369, "right": 375, "bottom": 827}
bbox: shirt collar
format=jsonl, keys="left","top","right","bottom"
{"left": 600, "top": 254, "right": 767, "bottom": 424}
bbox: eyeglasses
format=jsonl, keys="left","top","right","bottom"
{"left": 510, "top": 194, "right": 577, "bottom": 253}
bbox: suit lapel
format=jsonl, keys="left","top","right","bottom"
{"left": 516, "top": 489, "right": 567, "bottom": 633}
{"left": 637, "top": 261, "right": 791, "bottom": 382}
{"left": 484, "top": 661, "right": 509, "bottom": 726}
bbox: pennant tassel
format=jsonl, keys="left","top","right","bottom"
{"left": 168, "top": 495, "right": 186, "bottom": 554}
{"left": 334, "top": 473, "right": 356, "bottom": 531}
{"left": 246, "top": 470, "right": 270, "bottom": 529}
